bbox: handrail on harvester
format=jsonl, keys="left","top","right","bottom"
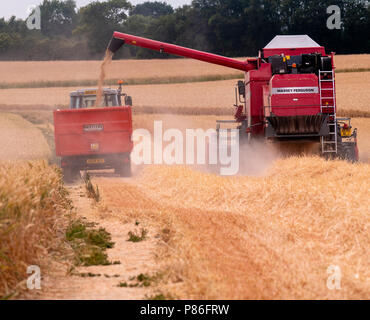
{"left": 109, "top": 31, "right": 257, "bottom": 72}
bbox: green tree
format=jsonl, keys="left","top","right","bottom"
{"left": 340, "top": 0, "right": 370, "bottom": 53}
{"left": 75, "top": 0, "right": 131, "bottom": 54}
{"left": 39, "top": 0, "right": 78, "bottom": 36}
{"left": 279, "top": 0, "right": 370, "bottom": 54}
{"left": 0, "top": 32, "right": 14, "bottom": 53}
{"left": 0, "top": 0, "right": 369, "bottom": 60}
{"left": 123, "top": 14, "right": 155, "bottom": 58}
{"left": 130, "top": 1, "right": 174, "bottom": 18}
{"left": 188, "top": 0, "right": 281, "bottom": 56}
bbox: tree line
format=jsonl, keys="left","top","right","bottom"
{"left": 0, "top": 0, "right": 369, "bottom": 60}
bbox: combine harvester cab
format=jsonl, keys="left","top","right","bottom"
{"left": 107, "top": 32, "right": 359, "bottom": 162}
{"left": 53, "top": 84, "right": 134, "bottom": 182}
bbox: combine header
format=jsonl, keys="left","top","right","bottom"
{"left": 108, "top": 32, "right": 358, "bottom": 161}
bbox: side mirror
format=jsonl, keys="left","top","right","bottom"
{"left": 237, "top": 80, "right": 245, "bottom": 97}
{"left": 125, "top": 95, "right": 132, "bottom": 106}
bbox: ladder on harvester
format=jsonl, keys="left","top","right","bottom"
{"left": 319, "top": 70, "right": 338, "bottom": 155}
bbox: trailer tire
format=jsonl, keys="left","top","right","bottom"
{"left": 62, "top": 167, "right": 80, "bottom": 183}
{"left": 115, "top": 161, "right": 132, "bottom": 177}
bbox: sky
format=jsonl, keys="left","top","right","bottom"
{"left": 0, "top": 0, "right": 191, "bottom": 20}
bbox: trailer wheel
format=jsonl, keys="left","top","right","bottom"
{"left": 337, "top": 142, "right": 358, "bottom": 162}
{"left": 62, "top": 167, "right": 80, "bottom": 183}
{"left": 115, "top": 160, "right": 131, "bottom": 177}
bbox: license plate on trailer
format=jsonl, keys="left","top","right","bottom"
{"left": 86, "top": 159, "right": 105, "bottom": 164}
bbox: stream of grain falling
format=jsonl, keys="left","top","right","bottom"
{"left": 95, "top": 50, "right": 113, "bottom": 107}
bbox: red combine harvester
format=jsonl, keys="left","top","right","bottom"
{"left": 108, "top": 32, "right": 358, "bottom": 161}
{"left": 53, "top": 84, "right": 133, "bottom": 181}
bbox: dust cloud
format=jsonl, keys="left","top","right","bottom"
{"left": 132, "top": 114, "right": 281, "bottom": 177}
{"left": 237, "top": 140, "right": 321, "bottom": 176}
{"left": 237, "top": 141, "right": 279, "bottom": 176}
{"left": 151, "top": 115, "right": 323, "bottom": 176}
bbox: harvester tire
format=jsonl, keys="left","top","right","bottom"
{"left": 337, "top": 142, "right": 358, "bottom": 162}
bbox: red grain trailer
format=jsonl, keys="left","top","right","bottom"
{"left": 53, "top": 87, "right": 133, "bottom": 181}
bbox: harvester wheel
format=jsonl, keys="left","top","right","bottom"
{"left": 336, "top": 142, "right": 358, "bottom": 162}
{"left": 115, "top": 160, "right": 132, "bottom": 177}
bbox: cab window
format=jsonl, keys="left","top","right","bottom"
{"left": 70, "top": 96, "right": 97, "bottom": 109}
{"left": 83, "top": 96, "right": 97, "bottom": 108}
{"left": 70, "top": 96, "right": 79, "bottom": 109}
{"left": 105, "top": 94, "right": 118, "bottom": 107}
{"left": 70, "top": 94, "right": 118, "bottom": 109}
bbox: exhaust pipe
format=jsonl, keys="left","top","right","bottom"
{"left": 107, "top": 37, "right": 125, "bottom": 54}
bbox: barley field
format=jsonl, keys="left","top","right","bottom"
{"left": 0, "top": 72, "right": 368, "bottom": 116}
{"left": 95, "top": 156, "right": 370, "bottom": 299}
{"left": 0, "top": 54, "right": 368, "bottom": 86}
{"left": 0, "top": 113, "right": 51, "bottom": 161}
{"left": 0, "top": 54, "right": 369, "bottom": 300}
{"left": 0, "top": 161, "right": 71, "bottom": 298}
{"left": 0, "top": 113, "right": 68, "bottom": 298}
{"left": 334, "top": 54, "right": 370, "bottom": 71}
{"left": 0, "top": 58, "right": 243, "bottom": 85}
